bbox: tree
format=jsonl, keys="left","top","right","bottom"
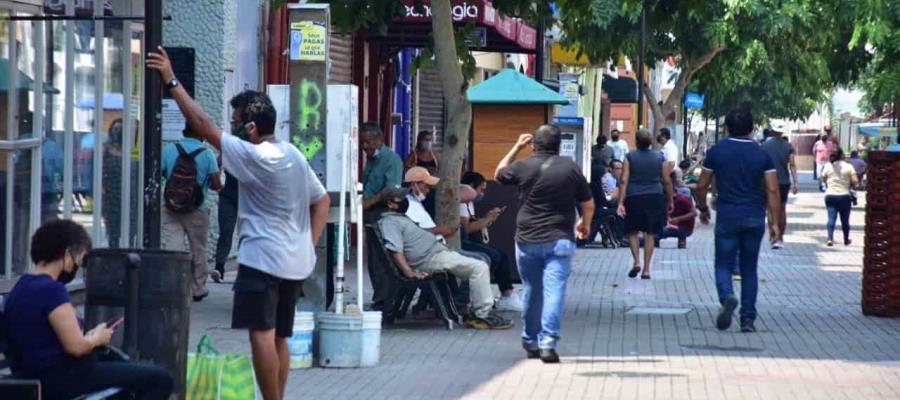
{"left": 847, "top": 0, "right": 899, "bottom": 120}
{"left": 325, "top": 0, "right": 476, "bottom": 247}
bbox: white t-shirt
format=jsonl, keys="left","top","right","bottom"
{"left": 609, "top": 140, "right": 629, "bottom": 161}
{"left": 459, "top": 202, "right": 474, "bottom": 218}
{"left": 822, "top": 160, "right": 857, "bottom": 196}
{"left": 662, "top": 140, "right": 680, "bottom": 163}
{"left": 221, "top": 135, "right": 326, "bottom": 280}
{"left": 404, "top": 194, "right": 443, "bottom": 242}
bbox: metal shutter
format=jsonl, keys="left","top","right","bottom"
{"left": 329, "top": 33, "right": 353, "bottom": 84}
{"left": 415, "top": 65, "right": 446, "bottom": 148}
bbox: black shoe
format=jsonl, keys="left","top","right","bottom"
{"left": 539, "top": 348, "right": 560, "bottom": 364}
{"left": 717, "top": 295, "right": 738, "bottom": 330}
{"left": 193, "top": 292, "right": 209, "bottom": 302}
{"left": 210, "top": 268, "right": 224, "bottom": 284}
{"left": 740, "top": 320, "right": 756, "bottom": 333}
{"left": 523, "top": 342, "right": 540, "bottom": 359}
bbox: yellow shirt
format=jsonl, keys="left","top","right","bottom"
{"left": 822, "top": 160, "right": 856, "bottom": 196}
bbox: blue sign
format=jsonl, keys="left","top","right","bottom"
{"left": 553, "top": 117, "right": 584, "bottom": 126}
{"left": 685, "top": 92, "right": 705, "bottom": 110}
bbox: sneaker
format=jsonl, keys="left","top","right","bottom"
{"left": 523, "top": 343, "right": 540, "bottom": 359}
{"left": 495, "top": 294, "right": 524, "bottom": 312}
{"left": 771, "top": 241, "right": 783, "bottom": 250}
{"left": 539, "top": 348, "right": 560, "bottom": 364}
{"left": 740, "top": 320, "right": 756, "bottom": 333}
{"left": 465, "top": 314, "right": 513, "bottom": 330}
{"left": 210, "top": 269, "right": 224, "bottom": 284}
{"left": 716, "top": 295, "right": 739, "bottom": 330}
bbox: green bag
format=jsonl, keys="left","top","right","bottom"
{"left": 186, "top": 335, "right": 257, "bottom": 400}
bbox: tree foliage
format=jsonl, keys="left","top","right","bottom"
{"left": 846, "top": 0, "right": 900, "bottom": 116}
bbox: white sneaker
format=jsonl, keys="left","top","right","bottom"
{"left": 495, "top": 294, "right": 524, "bottom": 312}
{"left": 772, "top": 240, "right": 784, "bottom": 250}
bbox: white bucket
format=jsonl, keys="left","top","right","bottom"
{"left": 317, "top": 312, "right": 363, "bottom": 368}
{"left": 288, "top": 311, "right": 315, "bottom": 369}
{"left": 360, "top": 311, "right": 382, "bottom": 367}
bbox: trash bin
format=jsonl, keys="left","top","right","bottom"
{"left": 84, "top": 249, "right": 192, "bottom": 399}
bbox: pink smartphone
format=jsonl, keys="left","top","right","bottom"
{"left": 108, "top": 317, "right": 125, "bottom": 331}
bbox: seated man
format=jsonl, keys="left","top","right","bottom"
{"left": 403, "top": 166, "right": 458, "bottom": 240}
{"left": 657, "top": 189, "right": 697, "bottom": 248}
{"left": 377, "top": 187, "right": 513, "bottom": 330}
{"left": 588, "top": 160, "right": 626, "bottom": 247}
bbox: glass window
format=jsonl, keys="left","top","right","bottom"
{"left": 11, "top": 148, "right": 32, "bottom": 275}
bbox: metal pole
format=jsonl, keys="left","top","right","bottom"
{"left": 715, "top": 115, "right": 720, "bottom": 143}
{"left": 683, "top": 106, "right": 689, "bottom": 157}
{"left": 143, "top": 0, "right": 163, "bottom": 248}
{"left": 637, "top": 0, "right": 646, "bottom": 129}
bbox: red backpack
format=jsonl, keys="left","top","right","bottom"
{"left": 164, "top": 143, "right": 207, "bottom": 213}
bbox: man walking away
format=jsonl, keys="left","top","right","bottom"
{"left": 149, "top": 48, "right": 331, "bottom": 400}
{"left": 609, "top": 129, "right": 630, "bottom": 162}
{"left": 161, "top": 125, "right": 222, "bottom": 301}
{"left": 760, "top": 122, "right": 798, "bottom": 249}
{"left": 495, "top": 125, "right": 594, "bottom": 364}
{"left": 697, "top": 108, "right": 782, "bottom": 334}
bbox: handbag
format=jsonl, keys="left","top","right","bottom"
{"left": 186, "top": 335, "right": 257, "bottom": 400}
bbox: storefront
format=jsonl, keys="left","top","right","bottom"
{"left": 1, "top": 0, "right": 146, "bottom": 282}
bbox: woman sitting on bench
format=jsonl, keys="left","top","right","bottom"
{"left": 4, "top": 220, "right": 173, "bottom": 400}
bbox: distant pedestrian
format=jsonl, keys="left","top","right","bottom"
{"left": 405, "top": 130, "right": 440, "bottom": 215}
{"left": 847, "top": 150, "right": 867, "bottom": 184}
{"left": 608, "top": 129, "right": 630, "bottom": 162}
{"left": 813, "top": 134, "right": 832, "bottom": 192}
{"left": 697, "top": 108, "right": 782, "bottom": 333}
{"left": 657, "top": 127, "right": 679, "bottom": 164}
{"left": 822, "top": 148, "right": 858, "bottom": 247}
{"left": 161, "top": 124, "right": 223, "bottom": 301}
{"left": 149, "top": 47, "right": 331, "bottom": 400}
{"left": 495, "top": 125, "right": 594, "bottom": 364}
{"left": 618, "top": 129, "right": 674, "bottom": 279}
{"left": 761, "top": 122, "right": 798, "bottom": 249}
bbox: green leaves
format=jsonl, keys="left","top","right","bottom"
{"left": 589, "top": 0, "right": 619, "bottom": 28}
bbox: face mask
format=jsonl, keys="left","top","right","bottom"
{"left": 394, "top": 198, "right": 410, "bottom": 214}
{"left": 420, "top": 141, "right": 433, "bottom": 150}
{"left": 611, "top": 135, "right": 619, "bottom": 141}
{"left": 58, "top": 253, "right": 79, "bottom": 284}
{"left": 413, "top": 184, "right": 427, "bottom": 201}
{"left": 231, "top": 122, "right": 248, "bottom": 140}
{"left": 474, "top": 193, "right": 484, "bottom": 203}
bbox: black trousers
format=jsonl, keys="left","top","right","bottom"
{"left": 215, "top": 197, "right": 239, "bottom": 266}
{"left": 40, "top": 360, "right": 173, "bottom": 400}
{"left": 462, "top": 239, "right": 513, "bottom": 292}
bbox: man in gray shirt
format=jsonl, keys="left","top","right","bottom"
{"left": 760, "top": 122, "right": 798, "bottom": 249}
{"left": 376, "top": 187, "right": 512, "bottom": 330}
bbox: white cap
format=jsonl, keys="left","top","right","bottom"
{"left": 770, "top": 121, "right": 788, "bottom": 133}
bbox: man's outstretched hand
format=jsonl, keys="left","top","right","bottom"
{"left": 147, "top": 46, "right": 175, "bottom": 83}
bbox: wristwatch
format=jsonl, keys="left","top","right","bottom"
{"left": 166, "top": 78, "right": 179, "bottom": 89}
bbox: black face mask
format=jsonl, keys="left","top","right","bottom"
{"left": 393, "top": 198, "right": 410, "bottom": 214}
{"left": 611, "top": 135, "right": 619, "bottom": 141}
{"left": 58, "top": 253, "right": 79, "bottom": 284}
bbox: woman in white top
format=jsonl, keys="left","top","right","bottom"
{"left": 821, "top": 148, "right": 859, "bottom": 247}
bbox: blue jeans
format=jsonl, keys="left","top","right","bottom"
{"left": 659, "top": 226, "right": 691, "bottom": 240}
{"left": 515, "top": 239, "right": 576, "bottom": 350}
{"left": 714, "top": 216, "right": 765, "bottom": 323}
{"left": 825, "top": 195, "right": 852, "bottom": 242}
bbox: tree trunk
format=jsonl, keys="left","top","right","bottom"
{"left": 431, "top": 0, "right": 472, "bottom": 249}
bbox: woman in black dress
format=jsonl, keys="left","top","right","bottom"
{"left": 617, "top": 129, "right": 674, "bottom": 279}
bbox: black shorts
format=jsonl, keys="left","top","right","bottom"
{"left": 779, "top": 184, "right": 791, "bottom": 204}
{"left": 232, "top": 265, "right": 304, "bottom": 338}
{"left": 624, "top": 193, "right": 666, "bottom": 235}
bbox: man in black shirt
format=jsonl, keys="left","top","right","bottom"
{"left": 495, "top": 124, "right": 594, "bottom": 363}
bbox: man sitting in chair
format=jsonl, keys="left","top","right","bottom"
{"left": 376, "top": 187, "right": 512, "bottom": 330}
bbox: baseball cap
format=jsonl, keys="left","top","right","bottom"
{"left": 404, "top": 166, "right": 440, "bottom": 186}
{"left": 379, "top": 187, "right": 409, "bottom": 205}
{"left": 770, "top": 121, "right": 788, "bottom": 134}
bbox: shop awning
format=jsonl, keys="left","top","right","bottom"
{"left": 368, "top": 0, "right": 537, "bottom": 53}
{"left": 467, "top": 68, "right": 568, "bottom": 105}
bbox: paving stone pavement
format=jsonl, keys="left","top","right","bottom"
{"left": 189, "top": 175, "right": 900, "bottom": 399}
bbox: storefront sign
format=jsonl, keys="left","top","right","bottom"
{"left": 402, "top": 1, "right": 481, "bottom": 22}
{"left": 290, "top": 21, "right": 327, "bottom": 62}
{"left": 684, "top": 92, "right": 705, "bottom": 110}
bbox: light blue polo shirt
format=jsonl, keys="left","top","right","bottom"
{"left": 162, "top": 137, "right": 219, "bottom": 210}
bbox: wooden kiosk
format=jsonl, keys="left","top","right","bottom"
{"left": 466, "top": 69, "right": 569, "bottom": 279}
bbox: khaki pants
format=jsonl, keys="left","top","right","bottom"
{"left": 163, "top": 208, "right": 211, "bottom": 297}
{"left": 420, "top": 250, "right": 492, "bottom": 318}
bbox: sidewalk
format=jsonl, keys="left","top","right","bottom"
{"left": 189, "top": 175, "right": 900, "bottom": 399}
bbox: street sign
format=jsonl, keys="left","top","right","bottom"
{"left": 685, "top": 92, "right": 705, "bottom": 110}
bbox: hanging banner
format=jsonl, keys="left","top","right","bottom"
{"left": 289, "top": 21, "right": 327, "bottom": 61}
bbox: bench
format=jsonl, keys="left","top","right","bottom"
{"left": 366, "top": 226, "right": 462, "bottom": 330}
{"left": 0, "top": 295, "right": 125, "bottom": 400}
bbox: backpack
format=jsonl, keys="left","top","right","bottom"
{"left": 164, "top": 143, "right": 207, "bottom": 213}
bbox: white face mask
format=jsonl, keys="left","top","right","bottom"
{"left": 414, "top": 183, "right": 427, "bottom": 201}
{"left": 420, "top": 141, "right": 433, "bottom": 150}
